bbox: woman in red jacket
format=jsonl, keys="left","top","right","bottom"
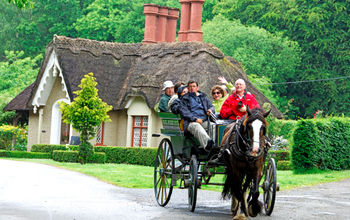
{"left": 220, "top": 79, "right": 260, "bottom": 120}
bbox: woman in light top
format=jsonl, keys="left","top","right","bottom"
{"left": 211, "top": 76, "right": 235, "bottom": 112}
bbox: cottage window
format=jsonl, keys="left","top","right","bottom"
{"left": 95, "top": 122, "right": 105, "bottom": 146}
{"left": 131, "top": 116, "right": 148, "bottom": 147}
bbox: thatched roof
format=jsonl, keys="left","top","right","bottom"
{"left": 5, "top": 36, "right": 283, "bottom": 118}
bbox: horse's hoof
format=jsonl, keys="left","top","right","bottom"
{"left": 232, "top": 214, "right": 248, "bottom": 220}
{"left": 248, "top": 204, "right": 257, "bottom": 217}
{"left": 248, "top": 200, "right": 262, "bottom": 217}
{"left": 231, "top": 198, "right": 238, "bottom": 214}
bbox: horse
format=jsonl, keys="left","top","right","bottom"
{"left": 221, "top": 107, "right": 270, "bottom": 220}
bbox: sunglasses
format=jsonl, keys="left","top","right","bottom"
{"left": 212, "top": 92, "right": 221, "bottom": 95}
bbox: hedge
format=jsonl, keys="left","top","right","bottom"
{"left": 292, "top": 117, "right": 350, "bottom": 170}
{"left": 31, "top": 144, "right": 67, "bottom": 156}
{"left": 95, "top": 146, "right": 157, "bottom": 166}
{"left": 267, "top": 150, "right": 290, "bottom": 164}
{"left": 52, "top": 150, "right": 106, "bottom": 163}
{"left": 277, "top": 160, "right": 291, "bottom": 170}
{"left": 87, "top": 152, "right": 106, "bottom": 164}
{"left": 52, "top": 150, "right": 78, "bottom": 162}
{"left": 0, "top": 150, "right": 50, "bottom": 159}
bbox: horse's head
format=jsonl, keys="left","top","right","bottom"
{"left": 239, "top": 107, "right": 271, "bottom": 157}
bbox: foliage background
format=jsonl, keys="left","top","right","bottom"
{"left": 1, "top": 0, "right": 349, "bottom": 121}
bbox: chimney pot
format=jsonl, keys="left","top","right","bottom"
{"left": 143, "top": 4, "right": 159, "bottom": 44}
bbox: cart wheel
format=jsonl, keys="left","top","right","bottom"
{"left": 154, "top": 138, "right": 175, "bottom": 207}
{"left": 263, "top": 158, "right": 277, "bottom": 216}
{"left": 188, "top": 154, "right": 198, "bottom": 212}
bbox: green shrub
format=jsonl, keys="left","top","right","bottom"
{"left": 0, "top": 150, "right": 50, "bottom": 159}
{"left": 67, "top": 145, "right": 79, "bottom": 151}
{"left": 267, "top": 150, "right": 290, "bottom": 164}
{"left": 277, "top": 160, "right": 291, "bottom": 170}
{"left": 31, "top": 144, "right": 66, "bottom": 156}
{"left": 292, "top": 117, "right": 350, "bottom": 171}
{"left": 52, "top": 150, "right": 79, "bottom": 163}
{"left": 52, "top": 150, "right": 106, "bottom": 164}
{"left": 87, "top": 152, "right": 106, "bottom": 164}
{"left": 95, "top": 146, "right": 157, "bottom": 166}
{"left": 267, "top": 118, "right": 297, "bottom": 146}
{"left": 0, "top": 125, "right": 27, "bottom": 150}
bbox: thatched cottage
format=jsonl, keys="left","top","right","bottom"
{"left": 5, "top": 2, "right": 282, "bottom": 149}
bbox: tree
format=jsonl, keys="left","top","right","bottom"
{"left": 213, "top": 0, "right": 350, "bottom": 117}
{"left": 202, "top": 15, "right": 302, "bottom": 118}
{"left": 74, "top": 0, "right": 180, "bottom": 43}
{"left": 0, "top": 51, "right": 42, "bottom": 125}
{"left": 59, "top": 73, "right": 112, "bottom": 164}
{"left": 7, "top": 0, "right": 32, "bottom": 8}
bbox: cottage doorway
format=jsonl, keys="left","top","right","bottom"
{"left": 50, "top": 99, "right": 70, "bottom": 144}
{"left": 60, "top": 121, "right": 70, "bottom": 144}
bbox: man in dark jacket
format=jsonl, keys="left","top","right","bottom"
{"left": 174, "top": 80, "right": 215, "bottom": 151}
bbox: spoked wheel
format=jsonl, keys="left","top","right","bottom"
{"left": 188, "top": 154, "right": 198, "bottom": 212}
{"left": 263, "top": 158, "right": 277, "bottom": 216}
{"left": 154, "top": 138, "right": 175, "bottom": 207}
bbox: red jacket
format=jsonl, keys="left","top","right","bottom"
{"left": 220, "top": 91, "right": 260, "bottom": 120}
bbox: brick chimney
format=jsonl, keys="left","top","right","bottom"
{"left": 143, "top": 4, "right": 158, "bottom": 44}
{"left": 179, "top": 0, "right": 205, "bottom": 42}
{"left": 143, "top": 4, "right": 179, "bottom": 44}
{"left": 188, "top": 0, "right": 205, "bottom": 41}
{"left": 178, "top": 0, "right": 191, "bottom": 42}
{"left": 166, "top": 8, "right": 180, "bottom": 42}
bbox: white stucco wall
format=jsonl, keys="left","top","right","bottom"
{"left": 125, "top": 97, "right": 160, "bottom": 147}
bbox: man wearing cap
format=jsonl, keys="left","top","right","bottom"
{"left": 158, "top": 80, "right": 174, "bottom": 112}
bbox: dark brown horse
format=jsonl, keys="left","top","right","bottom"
{"left": 221, "top": 108, "right": 270, "bottom": 220}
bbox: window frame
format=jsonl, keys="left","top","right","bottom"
{"left": 131, "top": 116, "right": 148, "bottom": 147}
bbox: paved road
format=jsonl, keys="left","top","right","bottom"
{"left": 1, "top": 159, "right": 349, "bottom": 220}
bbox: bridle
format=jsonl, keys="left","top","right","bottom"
{"left": 228, "top": 116, "right": 266, "bottom": 162}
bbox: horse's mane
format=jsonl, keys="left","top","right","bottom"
{"left": 242, "top": 108, "right": 268, "bottom": 127}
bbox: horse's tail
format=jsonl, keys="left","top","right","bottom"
{"left": 222, "top": 170, "right": 233, "bottom": 199}
{"left": 222, "top": 149, "right": 235, "bottom": 199}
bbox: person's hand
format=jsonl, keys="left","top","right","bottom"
{"left": 196, "top": 118, "right": 203, "bottom": 124}
{"left": 206, "top": 109, "right": 212, "bottom": 116}
{"left": 218, "top": 76, "right": 228, "bottom": 85}
{"left": 239, "top": 105, "right": 247, "bottom": 112}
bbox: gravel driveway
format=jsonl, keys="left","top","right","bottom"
{"left": 0, "top": 159, "right": 349, "bottom": 220}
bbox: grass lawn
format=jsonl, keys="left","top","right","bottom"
{"left": 4, "top": 158, "right": 350, "bottom": 191}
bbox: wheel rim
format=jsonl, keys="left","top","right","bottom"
{"left": 188, "top": 155, "right": 198, "bottom": 212}
{"left": 154, "top": 138, "right": 174, "bottom": 207}
{"left": 263, "top": 158, "right": 277, "bottom": 215}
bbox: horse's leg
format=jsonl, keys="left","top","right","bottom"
{"left": 248, "top": 176, "right": 263, "bottom": 217}
{"left": 231, "top": 196, "right": 238, "bottom": 216}
{"left": 232, "top": 174, "right": 249, "bottom": 220}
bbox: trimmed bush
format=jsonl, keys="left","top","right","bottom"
{"left": 67, "top": 145, "right": 79, "bottom": 151}
{"left": 277, "top": 160, "right": 291, "bottom": 170}
{"left": 292, "top": 117, "right": 350, "bottom": 170}
{"left": 52, "top": 150, "right": 79, "bottom": 163}
{"left": 52, "top": 150, "right": 106, "bottom": 164}
{"left": 87, "top": 152, "right": 106, "bottom": 164}
{"left": 31, "top": 144, "right": 66, "bottom": 156}
{"left": 95, "top": 146, "right": 157, "bottom": 166}
{"left": 0, "top": 150, "right": 50, "bottom": 159}
{"left": 267, "top": 150, "right": 290, "bottom": 164}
